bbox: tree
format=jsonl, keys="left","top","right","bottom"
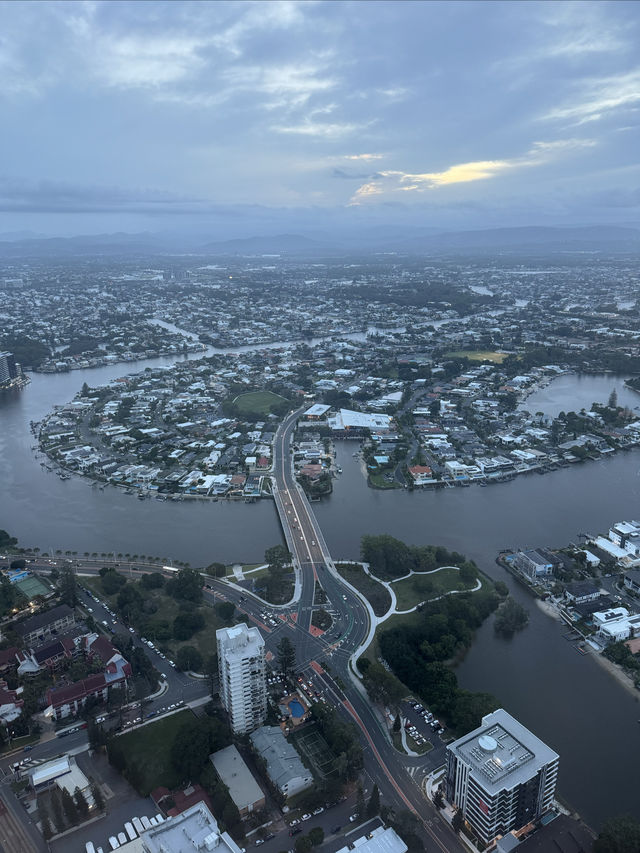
{"left": 308, "top": 827, "right": 324, "bottom": 846}
{"left": 295, "top": 836, "right": 313, "bottom": 853}
{"left": 494, "top": 580, "right": 509, "bottom": 597}
{"left": 452, "top": 809, "right": 465, "bottom": 835}
{"left": 362, "top": 662, "right": 405, "bottom": 706}
{"left": 207, "top": 562, "right": 227, "bottom": 577}
{"left": 595, "top": 815, "right": 640, "bottom": 853}
{"left": 276, "top": 636, "right": 296, "bottom": 678}
{"left": 176, "top": 645, "right": 203, "bottom": 673}
{"left": 215, "top": 601, "right": 235, "bottom": 623}
{"left": 356, "top": 785, "right": 365, "bottom": 819}
{"left": 61, "top": 787, "right": 79, "bottom": 825}
{"left": 173, "top": 610, "right": 205, "bottom": 641}
{"left": 393, "top": 713, "right": 401, "bottom": 733}
{"left": 165, "top": 567, "right": 203, "bottom": 603}
{"left": 433, "top": 789, "right": 444, "bottom": 809}
{"left": 140, "top": 572, "right": 164, "bottom": 590}
{"left": 494, "top": 598, "right": 529, "bottom": 638}
{"left": 59, "top": 566, "right": 78, "bottom": 607}
{"left": 91, "top": 781, "right": 105, "bottom": 812}
{"left": 204, "top": 654, "right": 218, "bottom": 697}
{"left": 73, "top": 787, "right": 89, "bottom": 819}
{"left": 608, "top": 388, "right": 618, "bottom": 409}
{"left": 366, "top": 784, "right": 380, "bottom": 818}
{"left": 51, "top": 788, "right": 65, "bottom": 832}
{"left": 265, "top": 544, "right": 291, "bottom": 569}
{"left": 41, "top": 812, "right": 54, "bottom": 840}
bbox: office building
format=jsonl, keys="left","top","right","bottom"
{"left": 445, "top": 708, "right": 559, "bottom": 845}
{"left": 216, "top": 623, "right": 266, "bottom": 733}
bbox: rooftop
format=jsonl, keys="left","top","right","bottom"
{"left": 210, "top": 745, "right": 264, "bottom": 811}
{"left": 336, "top": 827, "right": 407, "bottom": 853}
{"left": 448, "top": 709, "right": 558, "bottom": 795}
{"left": 143, "top": 801, "right": 243, "bottom": 853}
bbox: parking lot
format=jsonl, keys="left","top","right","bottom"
{"left": 401, "top": 699, "right": 447, "bottom": 752}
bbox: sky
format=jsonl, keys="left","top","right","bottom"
{"left": 1, "top": 0, "right": 640, "bottom": 239}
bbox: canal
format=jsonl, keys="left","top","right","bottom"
{"left": 1, "top": 360, "right": 639, "bottom": 829}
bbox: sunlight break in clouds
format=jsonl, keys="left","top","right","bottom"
{"left": 350, "top": 139, "right": 596, "bottom": 204}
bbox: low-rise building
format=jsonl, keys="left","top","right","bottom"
{"left": 565, "top": 581, "right": 600, "bottom": 605}
{"left": 336, "top": 826, "right": 407, "bottom": 853}
{"left": 210, "top": 744, "right": 265, "bottom": 816}
{"left": 14, "top": 604, "right": 75, "bottom": 646}
{"left": 513, "top": 550, "right": 553, "bottom": 581}
{"left": 250, "top": 725, "right": 313, "bottom": 799}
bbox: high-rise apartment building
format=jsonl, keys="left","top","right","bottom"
{"left": 445, "top": 708, "right": 559, "bottom": 845}
{"left": 0, "top": 352, "right": 18, "bottom": 386}
{"left": 216, "top": 623, "right": 266, "bottom": 734}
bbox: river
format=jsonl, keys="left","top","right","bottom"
{"left": 2, "top": 359, "right": 640, "bottom": 829}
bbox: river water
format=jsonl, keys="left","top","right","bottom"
{"left": 2, "top": 357, "right": 640, "bottom": 829}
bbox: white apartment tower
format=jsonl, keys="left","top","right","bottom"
{"left": 445, "top": 708, "right": 559, "bottom": 845}
{"left": 216, "top": 623, "right": 267, "bottom": 734}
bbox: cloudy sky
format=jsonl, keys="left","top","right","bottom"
{"left": 1, "top": 0, "right": 640, "bottom": 237}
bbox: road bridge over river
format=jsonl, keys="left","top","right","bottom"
{"left": 269, "top": 409, "right": 462, "bottom": 853}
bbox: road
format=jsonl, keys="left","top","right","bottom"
{"left": 265, "top": 410, "right": 462, "bottom": 853}
{"left": 0, "top": 407, "right": 462, "bottom": 852}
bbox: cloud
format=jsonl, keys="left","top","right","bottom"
{"left": 332, "top": 168, "right": 375, "bottom": 180}
{"left": 343, "top": 154, "right": 384, "bottom": 161}
{"left": 544, "top": 69, "right": 640, "bottom": 125}
{"left": 350, "top": 138, "right": 596, "bottom": 204}
{"left": 0, "top": 177, "right": 202, "bottom": 214}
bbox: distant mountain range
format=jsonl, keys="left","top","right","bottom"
{"left": 0, "top": 224, "right": 638, "bottom": 258}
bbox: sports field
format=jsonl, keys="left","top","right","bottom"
{"left": 445, "top": 350, "right": 509, "bottom": 363}
{"left": 232, "top": 390, "right": 288, "bottom": 415}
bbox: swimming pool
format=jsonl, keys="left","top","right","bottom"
{"left": 288, "top": 699, "right": 305, "bottom": 718}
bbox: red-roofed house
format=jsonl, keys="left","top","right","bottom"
{"left": 408, "top": 465, "right": 435, "bottom": 486}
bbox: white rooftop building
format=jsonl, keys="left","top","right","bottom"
{"left": 446, "top": 709, "right": 559, "bottom": 845}
{"left": 216, "top": 624, "right": 266, "bottom": 734}
{"left": 336, "top": 826, "right": 407, "bottom": 853}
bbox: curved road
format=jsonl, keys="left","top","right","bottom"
{"left": 268, "top": 410, "right": 462, "bottom": 853}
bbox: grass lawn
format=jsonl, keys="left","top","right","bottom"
{"left": 445, "top": 350, "right": 509, "bottom": 363}
{"left": 391, "top": 567, "right": 475, "bottom": 610}
{"left": 108, "top": 710, "right": 193, "bottom": 795}
{"left": 232, "top": 390, "right": 288, "bottom": 415}
{"left": 336, "top": 563, "right": 391, "bottom": 617}
{"left": 83, "top": 575, "right": 230, "bottom": 663}
{"left": 368, "top": 470, "right": 402, "bottom": 490}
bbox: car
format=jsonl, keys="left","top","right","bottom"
{"left": 141, "top": 637, "right": 147, "bottom": 643}
{"left": 265, "top": 834, "right": 275, "bottom": 841}
{"left": 289, "top": 828, "right": 302, "bottom": 837}
{"left": 161, "top": 673, "right": 167, "bottom": 680}
{"left": 301, "top": 813, "right": 311, "bottom": 821}
{"left": 312, "top": 807, "right": 324, "bottom": 815}
{"left": 288, "top": 819, "right": 300, "bottom": 827}
{"left": 129, "top": 627, "right": 135, "bottom": 633}
{"left": 437, "top": 728, "right": 445, "bottom": 735}
{"left": 22, "top": 745, "right": 33, "bottom": 752}
{"left": 255, "top": 840, "right": 264, "bottom": 846}
{"left": 169, "top": 704, "right": 176, "bottom": 710}
{"left": 169, "top": 660, "right": 176, "bottom": 668}
{"left": 349, "top": 814, "right": 358, "bottom": 823}
{"left": 331, "top": 826, "right": 342, "bottom": 834}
